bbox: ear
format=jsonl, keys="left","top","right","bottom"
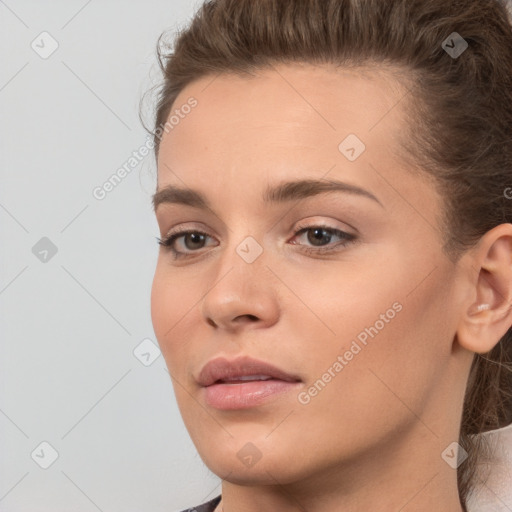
{"left": 456, "top": 223, "right": 512, "bottom": 354}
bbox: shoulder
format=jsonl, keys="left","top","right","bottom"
{"left": 177, "top": 494, "right": 222, "bottom": 512}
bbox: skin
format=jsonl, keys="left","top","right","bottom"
{"left": 150, "top": 63, "right": 512, "bottom": 512}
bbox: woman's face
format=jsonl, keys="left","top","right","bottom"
{"left": 151, "top": 64, "right": 472, "bottom": 486}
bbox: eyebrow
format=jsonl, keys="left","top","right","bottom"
{"left": 152, "top": 178, "right": 384, "bottom": 212}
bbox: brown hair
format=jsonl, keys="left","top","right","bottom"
{"left": 145, "top": 0, "right": 512, "bottom": 508}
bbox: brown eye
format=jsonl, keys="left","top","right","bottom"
{"left": 182, "top": 232, "right": 207, "bottom": 250}
{"left": 157, "top": 230, "right": 217, "bottom": 258}
{"left": 291, "top": 225, "right": 357, "bottom": 254}
{"left": 306, "top": 228, "right": 334, "bottom": 246}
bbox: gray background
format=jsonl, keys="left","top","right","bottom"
{"left": 0, "top": 1, "right": 220, "bottom": 511}
{"left": 1, "top": 1, "right": 512, "bottom": 512}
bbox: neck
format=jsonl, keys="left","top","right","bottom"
{"left": 215, "top": 424, "right": 465, "bottom": 512}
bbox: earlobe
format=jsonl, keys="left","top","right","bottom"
{"left": 456, "top": 224, "right": 512, "bottom": 355}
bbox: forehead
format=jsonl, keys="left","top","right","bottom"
{"left": 158, "top": 64, "right": 406, "bottom": 168}
{"left": 155, "top": 63, "right": 440, "bottom": 226}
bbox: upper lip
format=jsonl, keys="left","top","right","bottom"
{"left": 197, "top": 356, "right": 302, "bottom": 387}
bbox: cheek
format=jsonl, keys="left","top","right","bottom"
{"left": 150, "top": 260, "right": 216, "bottom": 385}
{"left": 288, "top": 254, "right": 450, "bottom": 419}
{"left": 280, "top": 252, "right": 404, "bottom": 352}
{"left": 280, "top": 294, "right": 446, "bottom": 467}
{"left": 150, "top": 264, "right": 169, "bottom": 340}
{"left": 150, "top": 262, "right": 190, "bottom": 358}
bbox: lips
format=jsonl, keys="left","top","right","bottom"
{"left": 197, "top": 355, "right": 301, "bottom": 387}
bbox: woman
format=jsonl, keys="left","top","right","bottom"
{"left": 147, "top": 0, "right": 512, "bottom": 510}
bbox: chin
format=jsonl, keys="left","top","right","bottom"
{"left": 196, "top": 436, "right": 315, "bottom": 484}
{"left": 205, "top": 457, "right": 307, "bottom": 486}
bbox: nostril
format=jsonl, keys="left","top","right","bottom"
{"left": 235, "top": 314, "right": 259, "bottom": 322}
{"left": 206, "top": 315, "right": 258, "bottom": 327}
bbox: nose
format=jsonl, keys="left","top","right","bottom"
{"left": 201, "top": 240, "right": 280, "bottom": 332}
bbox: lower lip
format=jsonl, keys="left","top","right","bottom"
{"left": 202, "top": 379, "right": 302, "bottom": 410}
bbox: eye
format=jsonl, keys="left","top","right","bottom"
{"left": 156, "top": 229, "right": 216, "bottom": 259}
{"left": 156, "top": 224, "right": 357, "bottom": 260}
{"left": 290, "top": 225, "right": 357, "bottom": 254}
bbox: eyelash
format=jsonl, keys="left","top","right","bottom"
{"left": 156, "top": 224, "right": 357, "bottom": 260}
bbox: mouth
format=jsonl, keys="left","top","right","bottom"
{"left": 214, "top": 374, "right": 283, "bottom": 384}
{"left": 202, "top": 378, "right": 302, "bottom": 410}
{"left": 197, "top": 356, "right": 302, "bottom": 410}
